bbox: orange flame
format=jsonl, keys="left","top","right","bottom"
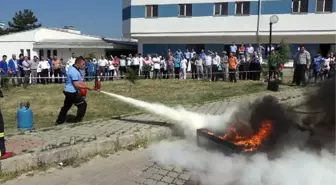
{"left": 203, "top": 120, "right": 273, "bottom": 152}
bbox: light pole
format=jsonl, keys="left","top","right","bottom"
{"left": 267, "top": 15, "right": 279, "bottom": 91}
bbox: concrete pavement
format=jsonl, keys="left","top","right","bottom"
{"left": 1, "top": 86, "right": 311, "bottom": 174}
{"left": 2, "top": 149, "right": 197, "bottom": 185}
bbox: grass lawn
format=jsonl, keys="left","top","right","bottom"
{"left": 1, "top": 79, "right": 275, "bottom": 132}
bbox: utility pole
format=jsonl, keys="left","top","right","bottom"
{"left": 256, "top": 0, "right": 262, "bottom": 45}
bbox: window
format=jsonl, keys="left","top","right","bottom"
{"left": 292, "top": 0, "right": 308, "bottom": 13}
{"left": 26, "top": 49, "right": 31, "bottom": 59}
{"left": 235, "top": 2, "right": 250, "bottom": 15}
{"left": 20, "top": 49, "right": 24, "bottom": 55}
{"left": 316, "top": 0, "right": 333, "bottom": 12}
{"left": 39, "top": 49, "right": 44, "bottom": 59}
{"left": 214, "top": 3, "right": 228, "bottom": 16}
{"left": 47, "top": 50, "right": 51, "bottom": 59}
{"left": 179, "top": 4, "right": 192, "bottom": 16}
{"left": 53, "top": 50, "right": 57, "bottom": 56}
{"left": 145, "top": 5, "right": 158, "bottom": 18}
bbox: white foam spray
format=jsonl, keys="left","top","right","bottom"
{"left": 100, "top": 91, "right": 237, "bottom": 135}
{"left": 100, "top": 91, "right": 336, "bottom": 185}
{"left": 149, "top": 140, "right": 336, "bottom": 185}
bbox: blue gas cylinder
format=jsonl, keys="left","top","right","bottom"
{"left": 17, "top": 102, "right": 33, "bottom": 130}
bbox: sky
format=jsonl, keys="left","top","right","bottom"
{"left": 0, "top": 0, "right": 122, "bottom": 38}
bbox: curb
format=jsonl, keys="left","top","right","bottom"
{"left": 0, "top": 127, "right": 172, "bottom": 173}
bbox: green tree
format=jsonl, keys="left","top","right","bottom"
{"left": 269, "top": 41, "right": 291, "bottom": 67}
{"left": 7, "top": 9, "right": 41, "bottom": 32}
{"left": 261, "top": 41, "right": 291, "bottom": 80}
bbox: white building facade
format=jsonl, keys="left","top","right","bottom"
{"left": 123, "top": 0, "right": 336, "bottom": 57}
{"left": 0, "top": 27, "right": 137, "bottom": 60}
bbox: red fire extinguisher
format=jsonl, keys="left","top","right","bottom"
{"left": 79, "top": 88, "right": 87, "bottom": 97}
{"left": 95, "top": 72, "right": 101, "bottom": 90}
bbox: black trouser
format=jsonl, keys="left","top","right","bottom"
{"left": 40, "top": 69, "right": 49, "bottom": 84}
{"left": 295, "top": 64, "right": 307, "bottom": 86}
{"left": 160, "top": 68, "right": 167, "bottom": 79}
{"left": 49, "top": 70, "right": 53, "bottom": 83}
{"left": 174, "top": 67, "right": 180, "bottom": 79}
{"left": 98, "top": 66, "right": 105, "bottom": 81}
{"left": 108, "top": 70, "right": 115, "bottom": 81}
{"left": 239, "top": 65, "right": 245, "bottom": 80}
{"left": 56, "top": 91, "right": 87, "bottom": 124}
{"left": 229, "top": 68, "right": 237, "bottom": 82}
{"left": 153, "top": 69, "right": 160, "bottom": 79}
{"left": 310, "top": 68, "right": 319, "bottom": 83}
{"left": 191, "top": 64, "right": 197, "bottom": 79}
{"left": 250, "top": 63, "right": 261, "bottom": 81}
{"left": 143, "top": 70, "right": 150, "bottom": 79}
{"left": 269, "top": 66, "right": 277, "bottom": 79}
{"left": 23, "top": 70, "right": 30, "bottom": 88}
{"left": 54, "top": 69, "right": 62, "bottom": 83}
{"left": 0, "top": 109, "right": 6, "bottom": 155}
{"left": 119, "top": 66, "right": 127, "bottom": 78}
{"left": 211, "top": 65, "right": 218, "bottom": 81}
{"left": 131, "top": 65, "right": 139, "bottom": 76}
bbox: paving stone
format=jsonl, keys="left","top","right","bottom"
{"left": 147, "top": 167, "right": 159, "bottom": 174}
{"left": 178, "top": 173, "right": 190, "bottom": 181}
{"left": 157, "top": 169, "right": 169, "bottom": 176}
{"left": 144, "top": 178, "right": 158, "bottom": 185}
{"left": 161, "top": 176, "right": 174, "bottom": 183}
{"left": 173, "top": 179, "right": 186, "bottom": 185}
{"left": 156, "top": 182, "right": 169, "bottom": 185}
{"left": 167, "top": 172, "right": 179, "bottom": 178}
{"left": 173, "top": 167, "right": 184, "bottom": 173}
{"left": 158, "top": 164, "right": 174, "bottom": 171}
{"left": 134, "top": 176, "right": 146, "bottom": 184}
{"left": 151, "top": 174, "right": 163, "bottom": 181}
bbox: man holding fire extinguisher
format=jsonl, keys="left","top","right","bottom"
{"left": 56, "top": 56, "right": 96, "bottom": 125}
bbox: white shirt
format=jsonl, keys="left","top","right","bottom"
{"left": 191, "top": 52, "right": 196, "bottom": 58}
{"left": 247, "top": 46, "right": 254, "bottom": 54}
{"left": 196, "top": 59, "right": 203, "bottom": 66}
{"left": 133, "top": 57, "right": 140, "bottom": 65}
{"left": 160, "top": 60, "right": 167, "bottom": 70}
{"left": 152, "top": 57, "right": 160, "bottom": 69}
{"left": 205, "top": 55, "right": 212, "bottom": 66}
{"left": 37, "top": 63, "right": 41, "bottom": 73}
{"left": 68, "top": 57, "right": 75, "bottom": 66}
{"left": 127, "top": 58, "right": 132, "bottom": 66}
{"left": 181, "top": 59, "right": 187, "bottom": 69}
{"left": 12, "top": 59, "right": 18, "bottom": 70}
{"left": 139, "top": 57, "right": 144, "bottom": 67}
{"left": 98, "top": 59, "right": 108, "bottom": 67}
{"left": 120, "top": 59, "right": 126, "bottom": 66}
{"left": 108, "top": 60, "right": 115, "bottom": 70}
{"left": 39, "top": 60, "right": 50, "bottom": 69}
{"left": 322, "top": 58, "right": 331, "bottom": 70}
{"left": 212, "top": 55, "right": 220, "bottom": 65}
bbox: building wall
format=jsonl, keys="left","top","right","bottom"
{"left": 0, "top": 41, "right": 36, "bottom": 59}
{"left": 0, "top": 41, "right": 105, "bottom": 61}
{"left": 123, "top": 0, "right": 336, "bottom": 38}
{"left": 50, "top": 48, "right": 105, "bottom": 60}
{"left": 0, "top": 28, "right": 106, "bottom": 60}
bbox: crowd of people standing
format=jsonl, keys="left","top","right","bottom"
{"left": 0, "top": 43, "right": 334, "bottom": 88}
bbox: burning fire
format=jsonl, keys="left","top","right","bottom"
{"left": 204, "top": 120, "right": 273, "bottom": 152}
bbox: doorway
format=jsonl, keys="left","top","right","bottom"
{"left": 319, "top": 44, "right": 331, "bottom": 57}
{"left": 186, "top": 44, "right": 205, "bottom": 53}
